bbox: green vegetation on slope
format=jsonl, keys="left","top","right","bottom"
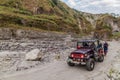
{"left": 0, "top": 0, "right": 94, "bottom": 34}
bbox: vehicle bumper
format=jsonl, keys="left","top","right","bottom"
{"left": 67, "top": 58, "right": 86, "bottom": 65}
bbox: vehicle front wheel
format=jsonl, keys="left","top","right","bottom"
{"left": 86, "top": 58, "right": 95, "bottom": 71}
{"left": 98, "top": 55, "right": 104, "bottom": 62}
{"left": 67, "top": 61, "right": 75, "bottom": 67}
{"left": 67, "top": 58, "right": 75, "bottom": 66}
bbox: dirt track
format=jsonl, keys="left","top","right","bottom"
{"left": 1, "top": 41, "right": 120, "bottom": 80}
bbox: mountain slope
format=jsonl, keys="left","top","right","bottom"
{"left": 80, "top": 12, "right": 120, "bottom": 39}
{"left": 0, "top": 0, "right": 119, "bottom": 39}
{"left": 0, "top": 0, "right": 94, "bottom": 34}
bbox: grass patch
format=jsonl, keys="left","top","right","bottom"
{"left": 112, "top": 32, "right": 120, "bottom": 39}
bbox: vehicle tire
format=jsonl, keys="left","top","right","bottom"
{"left": 67, "top": 61, "right": 75, "bottom": 66}
{"left": 86, "top": 58, "right": 95, "bottom": 71}
{"left": 98, "top": 55, "right": 104, "bottom": 62}
{"left": 67, "top": 58, "right": 75, "bottom": 66}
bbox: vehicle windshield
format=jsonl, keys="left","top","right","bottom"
{"left": 77, "top": 41, "right": 98, "bottom": 48}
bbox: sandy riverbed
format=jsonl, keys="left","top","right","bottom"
{"left": 0, "top": 41, "right": 119, "bottom": 80}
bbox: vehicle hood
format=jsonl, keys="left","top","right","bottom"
{"left": 73, "top": 49, "right": 91, "bottom": 54}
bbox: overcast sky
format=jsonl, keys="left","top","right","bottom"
{"left": 61, "top": 0, "right": 120, "bottom": 14}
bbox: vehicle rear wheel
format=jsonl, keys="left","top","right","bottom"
{"left": 98, "top": 55, "right": 104, "bottom": 62}
{"left": 86, "top": 58, "right": 95, "bottom": 71}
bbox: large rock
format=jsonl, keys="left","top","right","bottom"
{"left": 25, "top": 49, "right": 43, "bottom": 61}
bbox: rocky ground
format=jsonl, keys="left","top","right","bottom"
{"left": 0, "top": 34, "right": 76, "bottom": 77}
{"left": 0, "top": 35, "right": 119, "bottom": 80}
{"left": 107, "top": 41, "right": 120, "bottom": 80}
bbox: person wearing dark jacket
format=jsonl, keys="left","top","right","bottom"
{"left": 97, "top": 42, "right": 103, "bottom": 53}
{"left": 103, "top": 41, "right": 108, "bottom": 56}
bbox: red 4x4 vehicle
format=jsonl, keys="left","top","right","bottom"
{"left": 67, "top": 39, "right": 104, "bottom": 71}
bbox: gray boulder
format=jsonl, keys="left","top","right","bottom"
{"left": 25, "top": 49, "right": 43, "bottom": 61}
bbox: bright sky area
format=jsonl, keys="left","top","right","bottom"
{"left": 61, "top": 0, "right": 120, "bottom": 14}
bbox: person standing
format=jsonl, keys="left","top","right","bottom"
{"left": 103, "top": 41, "right": 108, "bottom": 56}
{"left": 97, "top": 42, "right": 103, "bottom": 53}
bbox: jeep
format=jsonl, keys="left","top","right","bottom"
{"left": 67, "top": 39, "right": 104, "bottom": 71}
